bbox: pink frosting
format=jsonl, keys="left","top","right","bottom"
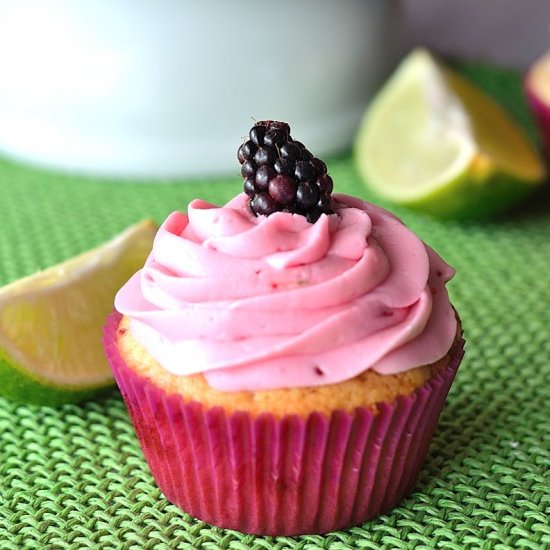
{"left": 114, "top": 194, "right": 457, "bottom": 391}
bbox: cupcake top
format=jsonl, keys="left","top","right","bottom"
{"left": 115, "top": 191, "right": 457, "bottom": 392}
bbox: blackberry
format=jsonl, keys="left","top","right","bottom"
{"left": 274, "top": 158, "right": 294, "bottom": 176}
{"left": 254, "top": 147, "right": 275, "bottom": 166}
{"left": 243, "top": 177, "right": 256, "bottom": 197}
{"left": 251, "top": 192, "right": 277, "bottom": 216}
{"left": 279, "top": 142, "right": 301, "bottom": 161}
{"left": 237, "top": 140, "right": 257, "bottom": 164}
{"left": 269, "top": 175, "right": 296, "bottom": 205}
{"left": 241, "top": 160, "right": 256, "bottom": 178}
{"left": 255, "top": 165, "right": 275, "bottom": 190}
{"left": 237, "top": 120, "right": 335, "bottom": 222}
{"left": 296, "top": 182, "right": 319, "bottom": 209}
{"left": 295, "top": 160, "right": 315, "bottom": 182}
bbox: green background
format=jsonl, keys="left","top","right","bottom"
{"left": 1, "top": 65, "right": 549, "bottom": 549}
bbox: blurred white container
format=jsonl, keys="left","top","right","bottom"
{"left": 0, "top": 0, "right": 395, "bottom": 178}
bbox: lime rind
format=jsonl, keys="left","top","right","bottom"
{"left": 0, "top": 345, "right": 112, "bottom": 406}
{"left": 0, "top": 326, "right": 114, "bottom": 387}
{"left": 397, "top": 165, "right": 539, "bottom": 219}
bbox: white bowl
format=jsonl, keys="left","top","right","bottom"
{"left": 0, "top": 0, "right": 395, "bottom": 178}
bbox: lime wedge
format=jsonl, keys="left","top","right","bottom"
{"left": 0, "top": 219, "right": 157, "bottom": 406}
{"left": 354, "top": 49, "right": 546, "bottom": 218}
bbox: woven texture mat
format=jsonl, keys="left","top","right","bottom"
{"left": 1, "top": 64, "right": 549, "bottom": 549}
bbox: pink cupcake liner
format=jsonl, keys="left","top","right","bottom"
{"left": 103, "top": 311, "right": 464, "bottom": 536}
{"left": 525, "top": 79, "right": 550, "bottom": 158}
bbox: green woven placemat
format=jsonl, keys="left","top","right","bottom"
{"left": 1, "top": 64, "right": 549, "bottom": 549}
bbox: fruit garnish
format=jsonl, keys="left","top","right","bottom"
{"left": 354, "top": 49, "right": 546, "bottom": 219}
{"left": 525, "top": 50, "right": 550, "bottom": 157}
{"left": 238, "top": 120, "right": 334, "bottom": 223}
{"left": 0, "top": 219, "right": 157, "bottom": 406}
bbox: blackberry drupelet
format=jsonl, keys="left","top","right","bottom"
{"left": 238, "top": 121, "right": 335, "bottom": 222}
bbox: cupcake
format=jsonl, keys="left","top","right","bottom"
{"left": 103, "top": 121, "right": 464, "bottom": 536}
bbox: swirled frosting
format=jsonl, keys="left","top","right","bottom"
{"left": 115, "top": 193, "right": 457, "bottom": 391}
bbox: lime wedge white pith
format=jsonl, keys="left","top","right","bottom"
{"left": 355, "top": 49, "right": 546, "bottom": 218}
{"left": 0, "top": 219, "right": 157, "bottom": 406}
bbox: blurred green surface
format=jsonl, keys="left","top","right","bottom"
{"left": 0, "top": 64, "right": 549, "bottom": 549}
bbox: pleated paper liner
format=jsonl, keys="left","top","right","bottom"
{"left": 104, "top": 311, "right": 464, "bottom": 536}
